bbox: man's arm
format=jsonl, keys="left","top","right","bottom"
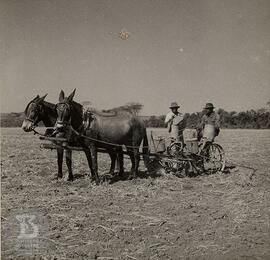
{"left": 215, "top": 113, "right": 220, "bottom": 128}
{"left": 214, "top": 113, "right": 220, "bottom": 136}
{"left": 197, "top": 115, "right": 205, "bottom": 130}
{"left": 164, "top": 113, "right": 174, "bottom": 124}
{"left": 165, "top": 113, "right": 174, "bottom": 133}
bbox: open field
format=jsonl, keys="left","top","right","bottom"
{"left": 1, "top": 128, "right": 270, "bottom": 260}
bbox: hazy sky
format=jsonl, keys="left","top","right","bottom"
{"left": 1, "top": 0, "right": 270, "bottom": 114}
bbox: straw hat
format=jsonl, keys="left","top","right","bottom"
{"left": 169, "top": 102, "right": 180, "bottom": 109}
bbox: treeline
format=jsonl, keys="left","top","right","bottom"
{"left": 144, "top": 108, "right": 270, "bottom": 129}
{"left": 1, "top": 108, "right": 270, "bottom": 129}
{"left": 1, "top": 113, "right": 25, "bottom": 127}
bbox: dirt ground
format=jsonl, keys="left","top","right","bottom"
{"left": 1, "top": 128, "right": 270, "bottom": 260}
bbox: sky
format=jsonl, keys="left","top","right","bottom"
{"left": 1, "top": 0, "right": 270, "bottom": 115}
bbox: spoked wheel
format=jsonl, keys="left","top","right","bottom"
{"left": 163, "top": 142, "right": 185, "bottom": 175}
{"left": 202, "top": 143, "right": 225, "bottom": 173}
{"left": 159, "top": 158, "right": 187, "bottom": 177}
{"left": 167, "top": 142, "right": 183, "bottom": 157}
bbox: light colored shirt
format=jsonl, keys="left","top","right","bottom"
{"left": 165, "top": 111, "right": 185, "bottom": 141}
{"left": 165, "top": 111, "right": 184, "bottom": 124}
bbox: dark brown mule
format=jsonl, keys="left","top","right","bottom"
{"left": 22, "top": 94, "right": 69, "bottom": 180}
{"left": 54, "top": 90, "right": 149, "bottom": 183}
{"left": 22, "top": 94, "right": 54, "bottom": 133}
{"left": 54, "top": 89, "right": 100, "bottom": 183}
{"left": 22, "top": 94, "right": 120, "bottom": 181}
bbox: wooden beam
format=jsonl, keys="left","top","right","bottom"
{"left": 39, "top": 136, "right": 68, "bottom": 142}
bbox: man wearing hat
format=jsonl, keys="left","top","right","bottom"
{"left": 164, "top": 102, "right": 185, "bottom": 142}
{"left": 198, "top": 103, "right": 220, "bottom": 141}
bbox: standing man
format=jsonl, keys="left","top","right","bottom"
{"left": 164, "top": 102, "right": 185, "bottom": 142}
{"left": 198, "top": 103, "right": 220, "bottom": 142}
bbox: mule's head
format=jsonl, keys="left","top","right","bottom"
{"left": 55, "top": 89, "right": 76, "bottom": 131}
{"left": 22, "top": 94, "right": 47, "bottom": 132}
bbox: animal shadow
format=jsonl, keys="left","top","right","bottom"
{"left": 103, "top": 170, "right": 161, "bottom": 184}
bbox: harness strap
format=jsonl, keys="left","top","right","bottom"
{"left": 25, "top": 117, "right": 36, "bottom": 124}
{"left": 69, "top": 125, "right": 149, "bottom": 149}
{"left": 32, "top": 126, "right": 257, "bottom": 174}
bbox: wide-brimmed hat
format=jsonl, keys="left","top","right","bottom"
{"left": 204, "top": 103, "right": 215, "bottom": 109}
{"left": 169, "top": 102, "right": 180, "bottom": 109}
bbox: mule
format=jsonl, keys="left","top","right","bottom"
{"left": 22, "top": 94, "right": 121, "bottom": 181}
{"left": 22, "top": 94, "right": 72, "bottom": 180}
{"left": 54, "top": 89, "right": 149, "bottom": 183}
{"left": 22, "top": 94, "right": 54, "bottom": 133}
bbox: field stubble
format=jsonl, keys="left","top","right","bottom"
{"left": 1, "top": 128, "right": 270, "bottom": 260}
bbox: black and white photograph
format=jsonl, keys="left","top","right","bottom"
{"left": 1, "top": 0, "right": 270, "bottom": 259}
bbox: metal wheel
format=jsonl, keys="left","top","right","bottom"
{"left": 202, "top": 143, "right": 225, "bottom": 173}
{"left": 167, "top": 142, "right": 183, "bottom": 157}
{"left": 164, "top": 142, "right": 184, "bottom": 174}
{"left": 159, "top": 158, "right": 186, "bottom": 176}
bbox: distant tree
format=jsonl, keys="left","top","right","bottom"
{"left": 124, "top": 102, "right": 143, "bottom": 115}
{"left": 81, "top": 101, "right": 92, "bottom": 107}
{"left": 144, "top": 115, "right": 166, "bottom": 128}
{"left": 2, "top": 103, "right": 270, "bottom": 129}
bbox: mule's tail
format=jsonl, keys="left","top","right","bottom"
{"left": 142, "top": 128, "right": 150, "bottom": 169}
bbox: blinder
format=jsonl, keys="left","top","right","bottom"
{"left": 55, "top": 102, "right": 73, "bottom": 129}
{"left": 25, "top": 102, "right": 43, "bottom": 126}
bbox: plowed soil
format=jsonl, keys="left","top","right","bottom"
{"left": 1, "top": 128, "right": 270, "bottom": 260}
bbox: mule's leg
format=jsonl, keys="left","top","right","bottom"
{"left": 108, "top": 152, "right": 117, "bottom": 175}
{"left": 127, "top": 148, "right": 137, "bottom": 179}
{"left": 57, "top": 148, "right": 64, "bottom": 179}
{"left": 127, "top": 148, "right": 135, "bottom": 172}
{"left": 116, "top": 147, "right": 124, "bottom": 177}
{"left": 83, "top": 147, "right": 95, "bottom": 180}
{"left": 90, "top": 144, "right": 100, "bottom": 184}
{"left": 133, "top": 148, "right": 140, "bottom": 178}
{"left": 66, "top": 150, "right": 73, "bottom": 181}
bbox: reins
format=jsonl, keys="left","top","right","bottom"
{"left": 30, "top": 125, "right": 149, "bottom": 150}
{"left": 31, "top": 126, "right": 55, "bottom": 136}
{"left": 69, "top": 125, "right": 150, "bottom": 150}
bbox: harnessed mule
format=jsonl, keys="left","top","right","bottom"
{"left": 22, "top": 93, "right": 120, "bottom": 182}
{"left": 54, "top": 89, "right": 149, "bottom": 182}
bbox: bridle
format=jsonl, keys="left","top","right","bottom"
{"left": 25, "top": 102, "right": 43, "bottom": 126}
{"left": 55, "top": 102, "right": 72, "bottom": 127}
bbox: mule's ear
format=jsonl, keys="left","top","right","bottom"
{"left": 33, "top": 95, "right": 40, "bottom": 101}
{"left": 59, "top": 90, "right": 65, "bottom": 102}
{"left": 38, "top": 94, "right": 48, "bottom": 102}
{"left": 67, "top": 88, "right": 76, "bottom": 102}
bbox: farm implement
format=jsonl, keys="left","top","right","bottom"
{"left": 38, "top": 126, "right": 226, "bottom": 177}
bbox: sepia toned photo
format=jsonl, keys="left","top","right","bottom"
{"left": 1, "top": 0, "right": 270, "bottom": 259}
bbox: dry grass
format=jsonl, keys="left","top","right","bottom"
{"left": 1, "top": 128, "right": 270, "bottom": 260}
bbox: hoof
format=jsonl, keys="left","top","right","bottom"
{"left": 90, "top": 177, "right": 100, "bottom": 185}
{"left": 95, "top": 178, "right": 100, "bottom": 185}
{"left": 128, "top": 175, "right": 136, "bottom": 180}
{"left": 67, "top": 177, "right": 74, "bottom": 182}
{"left": 53, "top": 175, "right": 62, "bottom": 180}
{"left": 118, "top": 171, "right": 124, "bottom": 177}
{"left": 108, "top": 170, "right": 115, "bottom": 176}
{"left": 90, "top": 177, "right": 96, "bottom": 183}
